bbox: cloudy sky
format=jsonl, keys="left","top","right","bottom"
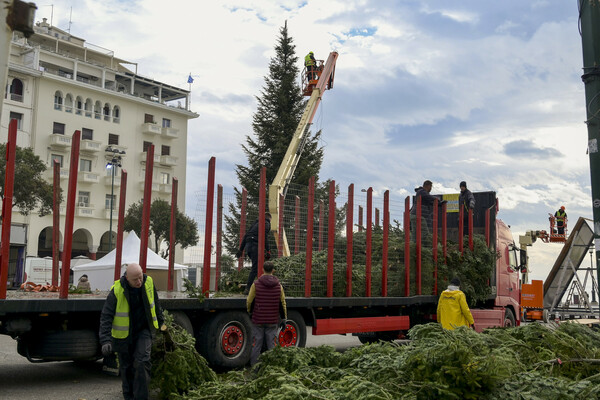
{"left": 37, "top": 1, "right": 593, "bottom": 282}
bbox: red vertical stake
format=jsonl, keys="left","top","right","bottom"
{"left": 404, "top": 196, "right": 410, "bottom": 297}
{"left": 358, "top": 205, "right": 363, "bottom": 232}
{"left": 257, "top": 167, "right": 266, "bottom": 278}
{"left": 468, "top": 208, "right": 474, "bottom": 252}
{"left": 278, "top": 193, "right": 284, "bottom": 258}
{"left": 238, "top": 188, "right": 247, "bottom": 271}
{"left": 485, "top": 208, "right": 491, "bottom": 248}
{"left": 0, "top": 120, "right": 17, "bottom": 299}
{"left": 202, "top": 157, "right": 216, "bottom": 297}
{"left": 442, "top": 202, "right": 448, "bottom": 263}
{"left": 382, "top": 190, "right": 389, "bottom": 297}
{"left": 432, "top": 199, "right": 438, "bottom": 295}
{"left": 215, "top": 185, "right": 224, "bottom": 285}
{"left": 326, "top": 180, "right": 335, "bottom": 297}
{"left": 318, "top": 200, "right": 324, "bottom": 251}
{"left": 168, "top": 178, "right": 179, "bottom": 292}
{"left": 346, "top": 184, "right": 354, "bottom": 297}
{"left": 52, "top": 160, "right": 60, "bottom": 287}
{"left": 416, "top": 196, "right": 422, "bottom": 296}
{"left": 115, "top": 170, "right": 128, "bottom": 281}
{"left": 140, "top": 145, "right": 154, "bottom": 273}
{"left": 366, "top": 187, "right": 373, "bottom": 297}
{"left": 59, "top": 130, "right": 80, "bottom": 299}
{"left": 459, "top": 205, "right": 464, "bottom": 255}
{"left": 305, "top": 177, "right": 315, "bottom": 297}
{"left": 294, "top": 196, "right": 300, "bottom": 255}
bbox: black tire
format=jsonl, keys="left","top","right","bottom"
{"left": 201, "top": 311, "right": 252, "bottom": 368}
{"left": 18, "top": 330, "right": 99, "bottom": 361}
{"left": 171, "top": 311, "right": 194, "bottom": 336}
{"left": 278, "top": 310, "right": 307, "bottom": 348}
{"left": 504, "top": 308, "right": 516, "bottom": 327}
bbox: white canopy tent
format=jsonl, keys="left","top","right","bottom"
{"left": 72, "top": 231, "right": 187, "bottom": 291}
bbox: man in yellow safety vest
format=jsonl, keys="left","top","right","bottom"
{"left": 305, "top": 51, "right": 317, "bottom": 80}
{"left": 555, "top": 206, "right": 567, "bottom": 235}
{"left": 99, "top": 263, "right": 166, "bottom": 400}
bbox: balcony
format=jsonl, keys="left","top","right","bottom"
{"left": 76, "top": 203, "right": 95, "bottom": 218}
{"left": 139, "top": 182, "right": 160, "bottom": 192}
{"left": 160, "top": 184, "right": 172, "bottom": 194}
{"left": 140, "top": 151, "right": 161, "bottom": 164}
{"left": 47, "top": 167, "right": 70, "bottom": 180}
{"left": 161, "top": 127, "right": 179, "bottom": 139}
{"left": 141, "top": 122, "right": 161, "bottom": 135}
{"left": 50, "top": 134, "right": 72, "bottom": 147}
{"left": 80, "top": 140, "right": 102, "bottom": 153}
{"left": 104, "top": 175, "right": 122, "bottom": 187}
{"left": 104, "top": 208, "right": 119, "bottom": 219}
{"left": 159, "top": 155, "right": 178, "bottom": 166}
{"left": 78, "top": 171, "right": 100, "bottom": 184}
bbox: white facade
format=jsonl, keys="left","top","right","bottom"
{"left": 1, "top": 18, "right": 198, "bottom": 266}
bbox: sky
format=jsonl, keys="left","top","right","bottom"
{"left": 35, "top": 0, "right": 594, "bottom": 284}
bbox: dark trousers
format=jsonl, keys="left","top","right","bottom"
{"left": 557, "top": 223, "right": 565, "bottom": 235}
{"left": 245, "top": 243, "right": 259, "bottom": 290}
{"left": 117, "top": 329, "right": 152, "bottom": 400}
{"left": 251, "top": 323, "right": 278, "bottom": 365}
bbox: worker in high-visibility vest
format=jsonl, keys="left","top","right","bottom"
{"left": 555, "top": 206, "right": 567, "bottom": 235}
{"left": 305, "top": 51, "right": 317, "bottom": 80}
{"left": 99, "top": 263, "right": 166, "bottom": 400}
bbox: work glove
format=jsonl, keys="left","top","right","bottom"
{"left": 101, "top": 342, "right": 113, "bottom": 357}
{"left": 235, "top": 249, "right": 243, "bottom": 258}
{"left": 265, "top": 250, "right": 271, "bottom": 260}
{"left": 279, "top": 319, "right": 287, "bottom": 331}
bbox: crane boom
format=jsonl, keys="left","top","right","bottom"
{"left": 268, "top": 51, "right": 338, "bottom": 256}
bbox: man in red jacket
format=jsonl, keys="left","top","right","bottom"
{"left": 246, "top": 261, "right": 287, "bottom": 366}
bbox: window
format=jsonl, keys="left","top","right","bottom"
{"left": 113, "top": 106, "right": 120, "bottom": 123}
{"left": 161, "top": 172, "right": 170, "bottom": 185}
{"left": 80, "top": 159, "right": 92, "bottom": 172}
{"left": 162, "top": 118, "right": 171, "bottom": 128}
{"left": 65, "top": 93, "right": 73, "bottom": 113}
{"left": 9, "top": 112, "right": 23, "bottom": 130}
{"left": 105, "top": 194, "right": 116, "bottom": 210}
{"left": 76, "top": 96, "right": 83, "bottom": 115}
{"left": 144, "top": 113, "right": 154, "bottom": 123}
{"left": 53, "top": 122, "right": 65, "bottom": 135}
{"left": 9, "top": 78, "right": 23, "bottom": 102}
{"left": 82, "top": 128, "right": 93, "bottom": 141}
{"left": 94, "top": 100, "right": 102, "bottom": 119}
{"left": 103, "top": 103, "right": 110, "bottom": 121}
{"left": 84, "top": 98, "right": 93, "bottom": 117}
{"left": 161, "top": 145, "right": 170, "bottom": 156}
{"left": 54, "top": 91, "right": 63, "bottom": 110}
{"left": 51, "top": 154, "right": 63, "bottom": 167}
{"left": 143, "top": 141, "right": 153, "bottom": 152}
{"left": 78, "top": 191, "right": 90, "bottom": 207}
{"left": 108, "top": 134, "right": 119, "bottom": 145}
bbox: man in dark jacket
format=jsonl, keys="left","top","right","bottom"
{"left": 410, "top": 180, "right": 438, "bottom": 234}
{"left": 99, "top": 263, "right": 165, "bottom": 400}
{"left": 459, "top": 181, "right": 475, "bottom": 234}
{"left": 246, "top": 261, "right": 287, "bottom": 366}
{"left": 236, "top": 212, "right": 272, "bottom": 294}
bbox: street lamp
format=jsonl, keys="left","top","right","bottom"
{"left": 105, "top": 146, "right": 125, "bottom": 251}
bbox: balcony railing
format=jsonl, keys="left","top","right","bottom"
{"left": 140, "top": 151, "right": 161, "bottom": 164}
{"left": 141, "top": 122, "right": 161, "bottom": 135}
{"left": 139, "top": 182, "right": 160, "bottom": 192}
{"left": 160, "top": 184, "right": 172, "bottom": 194}
{"left": 159, "top": 155, "right": 178, "bottom": 166}
{"left": 161, "top": 127, "right": 179, "bottom": 139}
{"left": 80, "top": 140, "right": 102, "bottom": 153}
{"left": 9, "top": 93, "right": 23, "bottom": 102}
{"left": 104, "top": 208, "right": 118, "bottom": 219}
{"left": 104, "top": 175, "right": 121, "bottom": 186}
{"left": 50, "top": 134, "right": 71, "bottom": 147}
{"left": 78, "top": 171, "right": 100, "bottom": 184}
{"left": 76, "top": 203, "right": 95, "bottom": 218}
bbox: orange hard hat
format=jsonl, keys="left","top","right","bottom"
{"left": 561, "top": 206, "right": 565, "bottom": 210}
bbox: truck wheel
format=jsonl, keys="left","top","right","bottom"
{"left": 18, "top": 330, "right": 99, "bottom": 361}
{"left": 202, "top": 311, "right": 251, "bottom": 368}
{"left": 278, "top": 310, "right": 306, "bottom": 348}
{"left": 504, "top": 309, "right": 516, "bottom": 327}
{"left": 171, "top": 311, "right": 194, "bottom": 336}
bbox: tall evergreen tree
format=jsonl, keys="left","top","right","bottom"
{"left": 224, "top": 22, "right": 324, "bottom": 255}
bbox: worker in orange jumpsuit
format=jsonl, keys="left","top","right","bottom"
{"left": 437, "top": 277, "right": 474, "bottom": 330}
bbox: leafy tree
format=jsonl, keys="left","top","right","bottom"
{"left": 0, "top": 144, "right": 56, "bottom": 217}
{"left": 224, "top": 22, "right": 325, "bottom": 255}
{"left": 123, "top": 198, "right": 199, "bottom": 258}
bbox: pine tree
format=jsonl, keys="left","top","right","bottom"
{"left": 224, "top": 22, "right": 324, "bottom": 255}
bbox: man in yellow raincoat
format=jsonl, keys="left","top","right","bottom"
{"left": 437, "top": 277, "right": 475, "bottom": 330}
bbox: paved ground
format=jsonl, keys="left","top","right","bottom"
{"left": 0, "top": 330, "right": 362, "bottom": 400}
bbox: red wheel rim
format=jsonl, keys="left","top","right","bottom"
{"left": 221, "top": 325, "right": 244, "bottom": 356}
{"left": 278, "top": 323, "right": 298, "bottom": 347}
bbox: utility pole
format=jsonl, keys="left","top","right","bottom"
{"left": 579, "top": 0, "right": 600, "bottom": 315}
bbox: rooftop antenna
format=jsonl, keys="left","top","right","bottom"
{"left": 67, "top": 7, "right": 72, "bottom": 33}
{"left": 50, "top": 4, "right": 53, "bottom": 26}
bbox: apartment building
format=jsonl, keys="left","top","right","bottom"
{"left": 1, "top": 18, "right": 198, "bottom": 286}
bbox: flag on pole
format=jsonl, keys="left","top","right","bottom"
{"left": 187, "top": 74, "right": 194, "bottom": 84}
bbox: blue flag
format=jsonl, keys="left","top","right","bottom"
{"left": 187, "top": 74, "right": 194, "bottom": 84}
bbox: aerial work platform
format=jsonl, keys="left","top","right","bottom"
{"left": 543, "top": 217, "right": 595, "bottom": 313}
